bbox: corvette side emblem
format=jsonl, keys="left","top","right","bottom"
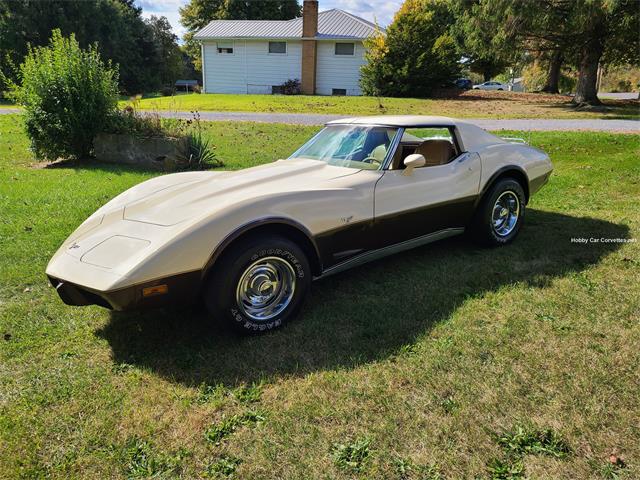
{"left": 341, "top": 215, "right": 354, "bottom": 224}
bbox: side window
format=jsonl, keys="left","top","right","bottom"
{"left": 397, "top": 128, "right": 458, "bottom": 169}
{"left": 405, "top": 128, "right": 452, "bottom": 139}
{"left": 268, "top": 41, "right": 286, "bottom": 54}
{"left": 335, "top": 43, "right": 355, "bottom": 55}
{"left": 217, "top": 41, "right": 233, "bottom": 54}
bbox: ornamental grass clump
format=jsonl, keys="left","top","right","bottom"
{"left": 9, "top": 29, "right": 119, "bottom": 161}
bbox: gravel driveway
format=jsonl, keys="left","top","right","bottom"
{"left": 2, "top": 108, "right": 638, "bottom": 131}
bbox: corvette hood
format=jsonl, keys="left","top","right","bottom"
{"left": 122, "top": 158, "right": 359, "bottom": 226}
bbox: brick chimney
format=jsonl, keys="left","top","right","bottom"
{"left": 301, "top": 0, "right": 318, "bottom": 95}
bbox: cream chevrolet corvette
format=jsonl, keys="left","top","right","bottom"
{"left": 47, "top": 116, "right": 552, "bottom": 333}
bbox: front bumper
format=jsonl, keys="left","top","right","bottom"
{"left": 48, "top": 271, "right": 202, "bottom": 311}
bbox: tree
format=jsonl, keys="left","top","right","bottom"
{"left": 360, "top": 0, "right": 460, "bottom": 97}
{"left": 493, "top": 0, "right": 639, "bottom": 103}
{"left": 0, "top": 0, "right": 186, "bottom": 94}
{"left": 570, "top": 0, "right": 639, "bottom": 105}
{"left": 501, "top": 0, "right": 574, "bottom": 94}
{"left": 449, "top": 1, "right": 513, "bottom": 82}
{"left": 541, "top": 50, "right": 564, "bottom": 94}
{"left": 180, "top": 0, "right": 300, "bottom": 71}
{"left": 144, "top": 16, "right": 186, "bottom": 87}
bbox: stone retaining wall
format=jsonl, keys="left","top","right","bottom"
{"left": 94, "top": 134, "right": 188, "bottom": 170}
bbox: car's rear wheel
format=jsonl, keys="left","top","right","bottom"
{"left": 203, "top": 234, "right": 311, "bottom": 333}
{"left": 469, "top": 178, "right": 526, "bottom": 246}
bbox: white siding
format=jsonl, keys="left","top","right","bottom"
{"left": 315, "top": 40, "right": 366, "bottom": 96}
{"left": 202, "top": 40, "right": 302, "bottom": 94}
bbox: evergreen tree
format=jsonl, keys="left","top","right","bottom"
{"left": 360, "top": 0, "right": 460, "bottom": 97}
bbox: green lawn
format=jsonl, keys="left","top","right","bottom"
{"left": 1, "top": 114, "right": 639, "bottom": 479}
{"left": 121, "top": 91, "right": 640, "bottom": 120}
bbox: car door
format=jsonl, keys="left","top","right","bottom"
{"left": 372, "top": 148, "right": 481, "bottom": 250}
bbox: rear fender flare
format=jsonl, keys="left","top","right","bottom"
{"left": 474, "top": 165, "right": 530, "bottom": 209}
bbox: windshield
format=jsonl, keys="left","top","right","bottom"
{"left": 289, "top": 125, "right": 400, "bottom": 170}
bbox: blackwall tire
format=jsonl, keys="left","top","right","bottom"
{"left": 470, "top": 178, "right": 526, "bottom": 246}
{"left": 203, "top": 234, "right": 311, "bottom": 334}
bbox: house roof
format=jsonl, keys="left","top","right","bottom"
{"left": 194, "top": 9, "right": 383, "bottom": 41}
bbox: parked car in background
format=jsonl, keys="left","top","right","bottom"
{"left": 47, "top": 116, "right": 553, "bottom": 334}
{"left": 473, "top": 81, "right": 507, "bottom": 91}
{"left": 453, "top": 78, "right": 473, "bottom": 89}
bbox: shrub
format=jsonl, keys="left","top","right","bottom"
{"left": 521, "top": 63, "right": 547, "bottom": 92}
{"left": 105, "top": 107, "right": 220, "bottom": 171}
{"left": 160, "top": 86, "right": 175, "bottom": 97}
{"left": 176, "top": 111, "right": 222, "bottom": 170}
{"left": 615, "top": 79, "right": 632, "bottom": 92}
{"left": 180, "top": 130, "right": 222, "bottom": 170}
{"left": 558, "top": 72, "right": 576, "bottom": 94}
{"left": 106, "top": 108, "right": 166, "bottom": 138}
{"left": 281, "top": 78, "right": 301, "bottom": 95}
{"left": 9, "top": 30, "right": 119, "bottom": 160}
{"left": 192, "top": 84, "right": 202, "bottom": 94}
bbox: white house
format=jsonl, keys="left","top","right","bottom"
{"left": 193, "top": 0, "right": 383, "bottom": 96}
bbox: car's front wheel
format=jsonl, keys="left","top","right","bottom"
{"left": 203, "top": 234, "right": 311, "bottom": 333}
{"left": 469, "top": 178, "right": 526, "bottom": 246}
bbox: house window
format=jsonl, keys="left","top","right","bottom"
{"left": 332, "top": 88, "right": 347, "bottom": 96}
{"left": 272, "top": 85, "right": 284, "bottom": 94}
{"left": 335, "top": 42, "right": 355, "bottom": 55}
{"left": 217, "top": 41, "right": 233, "bottom": 54}
{"left": 268, "top": 41, "right": 286, "bottom": 54}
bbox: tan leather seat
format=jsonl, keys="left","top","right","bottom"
{"left": 414, "top": 140, "right": 454, "bottom": 166}
{"left": 370, "top": 144, "right": 387, "bottom": 162}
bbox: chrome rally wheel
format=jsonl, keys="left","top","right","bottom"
{"left": 492, "top": 191, "right": 520, "bottom": 237}
{"left": 204, "top": 234, "right": 311, "bottom": 334}
{"left": 235, "top": 257, "right": 296, "bottom": 321}
{"left": 470, "top": 178, "right": 526, "bottom": 246}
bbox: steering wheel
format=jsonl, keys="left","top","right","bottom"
{"left": 362, "top": 157, "right": 382, "bottom": 165}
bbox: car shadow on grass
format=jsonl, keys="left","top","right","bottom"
{"left": 96, "top": 209, "right": 629, "bottom": 387}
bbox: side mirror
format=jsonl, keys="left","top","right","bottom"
{"left": 402, "top": 154, "right": 426, "bottom": 176}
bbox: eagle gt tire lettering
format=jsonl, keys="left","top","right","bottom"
{"left": 204, "top": 234, "right": 311, "bottom": 334}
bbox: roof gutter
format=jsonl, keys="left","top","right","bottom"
{"left": 193, "top": 36, "right": 370, "bottom": 41}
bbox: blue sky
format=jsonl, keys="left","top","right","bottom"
{"left": 136, "top": 0, "right": 402, "bottom": 40}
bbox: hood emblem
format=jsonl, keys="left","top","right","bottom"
{"left": 68, "top": 242, "right": 80, "bottom": 250}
